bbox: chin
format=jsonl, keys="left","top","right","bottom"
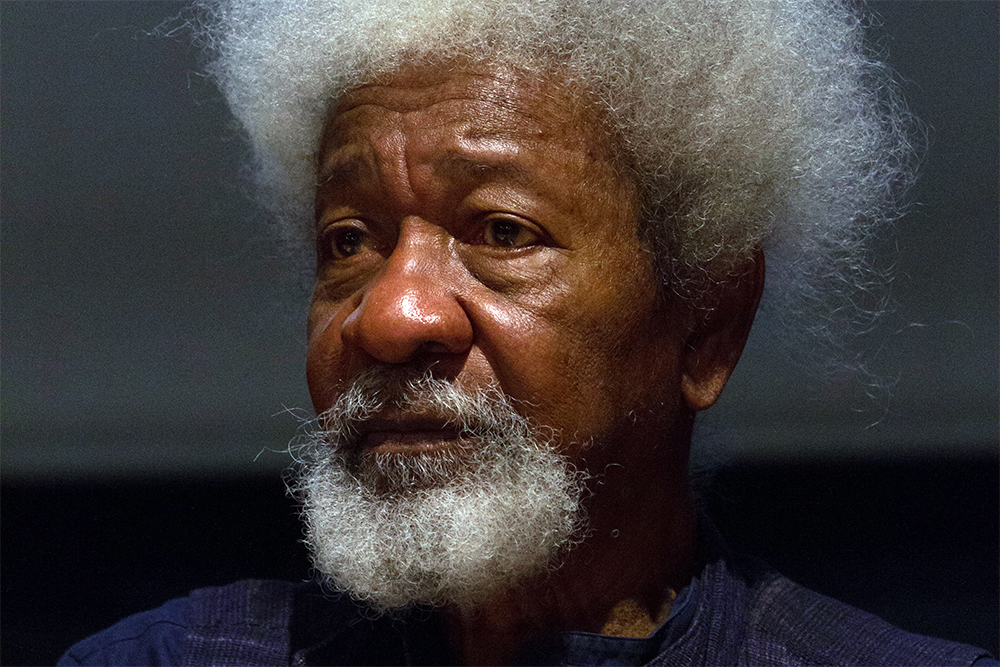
{"left": 293, "top": 430, "right": 588, "bottom": 612}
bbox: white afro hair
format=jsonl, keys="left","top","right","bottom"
{"left": 190, "top": 0, "right": 915, "bottom": 328}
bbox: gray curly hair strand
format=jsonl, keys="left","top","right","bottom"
{"left": 191, "top": 0, "right": 914, "bottom": 330}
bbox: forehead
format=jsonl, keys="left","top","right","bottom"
{"left": 318, "top": 65, "right": 618, "bottom": 181}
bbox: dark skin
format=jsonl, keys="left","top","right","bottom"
{"left": 306, "top": 63, "right": 764, "bottom": 665}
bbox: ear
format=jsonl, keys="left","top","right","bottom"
{"left": 680, "top": 251, "right": 765, "bottom": 411}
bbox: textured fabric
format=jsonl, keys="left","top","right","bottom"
{"left": 743, "top": 573, "right": 988, "bottom": 666}
{"left": 183, "top": 579, "right": 294, "bottom": 666}
{"left": 57, "top": 598, "right": 187, "bottom": 666}
{"left": 59, "top": 558, "right": 993, "bottom": 666}
{"left": 644, "top": 557, "right": 990, "bottom": 666}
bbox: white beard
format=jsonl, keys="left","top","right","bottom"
{"left": 289, "top": 369, "right": 588, "bottom": 612}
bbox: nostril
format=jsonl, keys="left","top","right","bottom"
{"left": 416, "top": 339, "right": 464, "bottom": 356}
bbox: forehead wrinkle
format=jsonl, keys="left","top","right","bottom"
{"left": 337, "top": 67, "right": 546, "bottom": 118}
{"left": 318, "top": 146, "right": 374, "bottom": 189}
{"left": 318, "top": 75, "right": 617, "bottom": 214}
{"left": 433, "top": 137, "right": 535, "bottom": 189}
{"left": 320, "top": 128, "right": 556, "bottom": 201}
{"left": 318, "top": 119, "right": 419, "bottom": 209}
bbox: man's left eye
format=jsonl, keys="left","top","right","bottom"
{"left": 483, "top": 216, "right": 540, "bottom": 249}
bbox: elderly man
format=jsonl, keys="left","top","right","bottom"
{"left": 60, "top": 0, "right": 994, "bottom": 665}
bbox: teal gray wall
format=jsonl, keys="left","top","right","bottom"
{"left": 3, "top": 1, "right": 997, "bottom": 479}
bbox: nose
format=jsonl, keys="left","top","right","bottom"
{"left": 340, "top": 230, "right": 474, "bottom": 364}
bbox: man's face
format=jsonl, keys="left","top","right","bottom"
{"left": 307, "top": 64, "right": 690, "bottom": 476}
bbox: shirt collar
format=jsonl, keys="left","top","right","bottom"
{"left": 506, "top": 576, "right": 701, "bottom": 666}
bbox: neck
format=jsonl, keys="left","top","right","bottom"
{"left": 442, "top": 451, "right": 697, "bottom": 665}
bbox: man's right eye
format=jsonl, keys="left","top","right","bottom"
{"left": 324, "top": 226, "right": 365, "bottom": 260}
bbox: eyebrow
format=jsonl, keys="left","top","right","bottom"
{"left": 316, "top": 147, "right": 378, "bottom": 189}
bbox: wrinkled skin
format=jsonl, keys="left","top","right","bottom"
{"left": 305, "top": 63, "right": 762, "bottom": 664}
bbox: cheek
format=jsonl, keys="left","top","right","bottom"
{"left": 305, "top": 299, "right": 354, "bottom": 414}
{"left": 469, "top": 268, "right": 682, "bottom": 447}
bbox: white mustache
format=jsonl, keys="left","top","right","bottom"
{"left": 314, "top": 367, "right": 527, "bottom": 453}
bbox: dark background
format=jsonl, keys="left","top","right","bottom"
{"left": 2, "top": 1, "right": 997, "bottom": 664}
{"left": 2, "top": 459, "right": 996, "bottom": 664}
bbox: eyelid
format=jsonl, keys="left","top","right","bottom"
{"left": 318, "top": 216, "right": 373, "bottom": 244}
{"left": 480, "top": 212, "right": 546, "bottom": 247}
{"left": 319, "top": 215, "right": 366, "bottom": 232}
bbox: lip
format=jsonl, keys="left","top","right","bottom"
{"left": 358, "top": 418, "right": 463, "bottom": 454}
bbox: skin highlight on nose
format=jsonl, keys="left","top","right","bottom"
{"left": 340, "top": 232, "right": 475, "bottom": 364}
